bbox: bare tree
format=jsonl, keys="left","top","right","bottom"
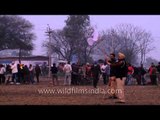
{"left": 137, "top": 32, "right": 154, "bottom": 64}
{"left": 43, "top": 29, "right": 71, "bottom": 61}
{"left": 43, "top": 28, "right": 100, "bottom": 63}
{"left": 94, "top": 24, "right": 154, "bottom": 65}
{"left": 43, "top": 15, "right": 98, "bottom": 63}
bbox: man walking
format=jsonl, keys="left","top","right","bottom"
{"left": 51, "top": 63, "right": 59, "bottom": 85}
{"left": 63, "top": 61, "right": 72, "bottom": 85}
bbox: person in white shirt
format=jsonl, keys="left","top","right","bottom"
{"left": 101, "top": 62, "right": 110, "bottom": 85}
{"left": 63, "top": 61, "right": 72, "bottom": 85}
{"left": 10, "top": 61, "right": 19, "bottom": 84}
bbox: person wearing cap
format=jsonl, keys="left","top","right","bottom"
{"left": 108, "top": 52, "right": 127, "bottom": 103}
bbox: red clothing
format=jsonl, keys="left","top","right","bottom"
{"left": 86, "top": 66, "right": 92, "bottom": 77}
{"left": 128, "top": 66, "right": 134, "bottom": 75}
{"left": 148, "top": 67, "right": 153, "bottom": 75}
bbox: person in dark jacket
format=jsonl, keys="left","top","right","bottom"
{"left": 71, "top": 63, "right": 79, "bottom": 85}
{"left": 0, "top": 64, "right": 5, "bottom": 84}
{"left": 35, "top": 64, "right": 41, "bottom": 83}
{"left": 139, "top": 64, "right": 147, "bottom": 85}
{"left": 23, "top": 65, "right": 29, "bottom": 84}
{"left": 50, "top": 63, "right": 59, "bottom": 85}
{"left": 109, "top": 52, "right": 127, "bottom": 103}
{"left": 107, "top": 53, "right": 117, "bottom": 99}
{"left": 132, "top": 66, "right": 141, "bottom": 85}
{"left": 156, "top": 62, "right": 160, "bottom": 84}
{"left": 91, "top": 62, "right": 101, "bottom": 88}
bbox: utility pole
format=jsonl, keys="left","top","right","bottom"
{"left": 111, "top": 30, "right": 114, "bottom": 53}
{"left": 19, "top": 48, "right": 21, "bottom": 64}
{"left": 45, "top": 24, "right": 52, "bottom": 78}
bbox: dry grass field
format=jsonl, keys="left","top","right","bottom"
{"left": 0, "top": 77, "right": 160, "bottom": 105}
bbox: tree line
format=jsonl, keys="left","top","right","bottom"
{"left": 0, "top": 15, "right": 155, "bottom": 66}
{"left": 43, "top": 15, "right": 154, "bottom": 65}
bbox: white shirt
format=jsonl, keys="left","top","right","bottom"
{"left": 29, "top": 66, "right": 34, "bottom": 72}
{"left": 11, "top": 63, "right": 18, "bottom": 73}
{"left": 0, "top": 67, "right": 6, "bottom": 74}
{"left": 101, "top": 64, "right": 108, "bottom": 73}
{"left": 63, "top": 64, "right": 72, "bottom": 73}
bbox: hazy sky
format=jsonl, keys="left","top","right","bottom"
{"left": 21, "top": 15, "right": 160, "bottom": 60}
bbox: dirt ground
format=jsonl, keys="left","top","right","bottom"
{"left": 0, "top": 77, "right": 160, "bottom": 105}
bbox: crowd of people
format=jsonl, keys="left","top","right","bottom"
{"left": 50, "top": 52, "right": 160, "bottom": 103}
{"left": 49, "top": 52, "right": 127, "bottom": 103}
{"left": 1, "top": 52, "right": 160, "bottom": 103}
{"left": 125, "top": 62, "right": 160, "bottom": 86}
{"left": 0, "top": 62, "right": 41, "bottom": 85}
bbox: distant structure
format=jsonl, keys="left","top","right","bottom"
{"left": 0, "top": 56, "right": 49, "bottom": 66}
{"left": 0, "top": 49, "right": 49, "bottom": 66}
{"left": 0, "top": 49, "right": 19, "bottom": 57}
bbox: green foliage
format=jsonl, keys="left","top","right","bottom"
{"left": 0, "top": 15, "right": 36, "bottom": 52}
{"left": 63, "top": 15, "right": 94, "bottom": 63}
